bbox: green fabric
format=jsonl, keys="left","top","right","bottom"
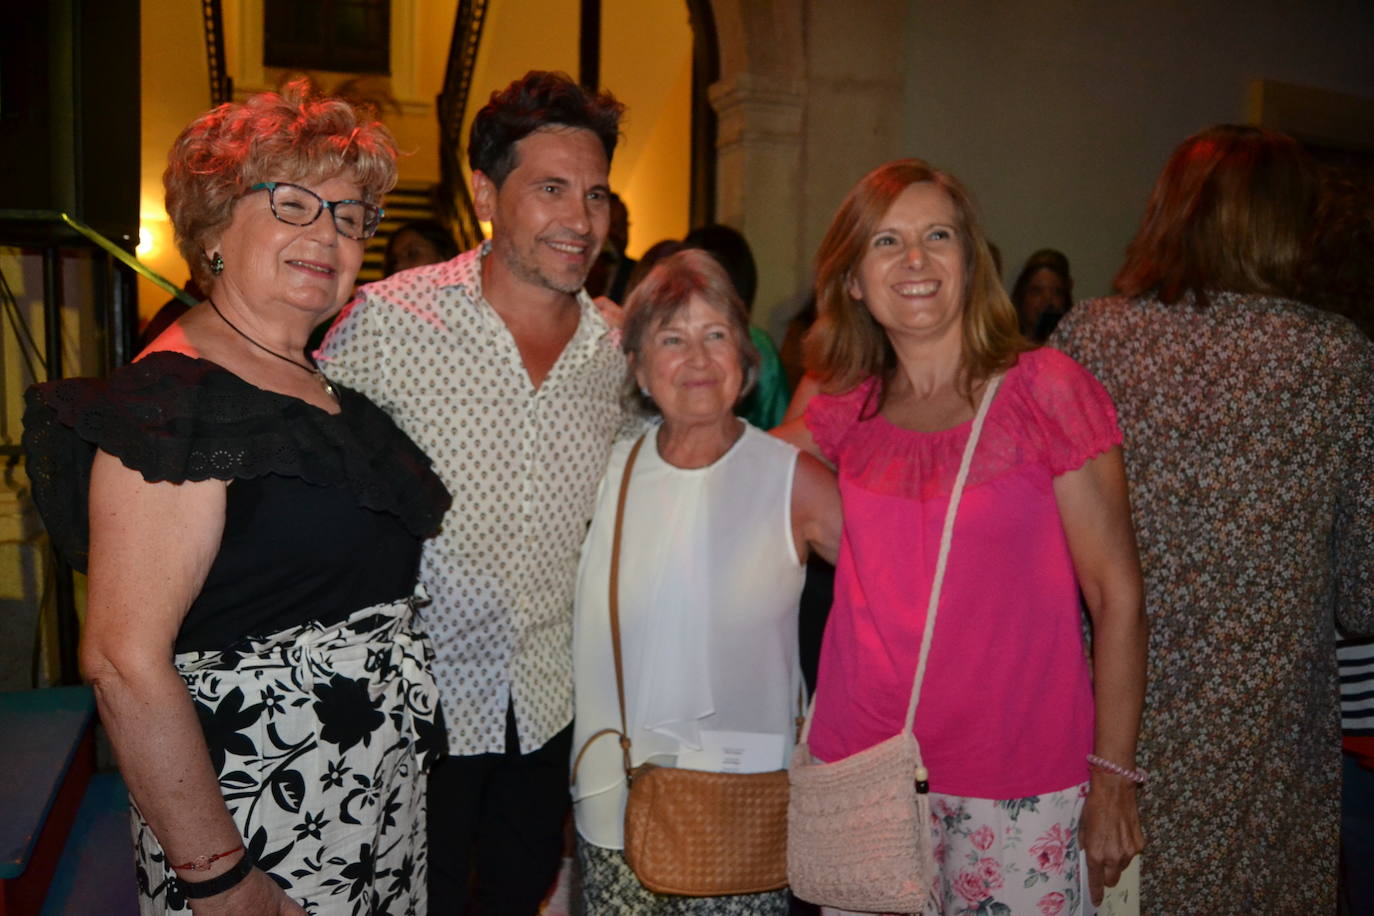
{"left": 739, "top": 325, "right": 790, "bottom": 430}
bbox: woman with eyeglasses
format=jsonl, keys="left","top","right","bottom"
{"left": 22, "top": 83, "right": 451, "bottom": 914}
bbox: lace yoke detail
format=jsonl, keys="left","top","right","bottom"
{"left": 22, "top": 352, "right": 450, "bottom": 571}
{"left": 804, "top": 348, "right": 1120, "bottom": 501}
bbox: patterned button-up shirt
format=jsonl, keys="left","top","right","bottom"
{"left": 317, "top": 244, "right": 627, "bottom": 754}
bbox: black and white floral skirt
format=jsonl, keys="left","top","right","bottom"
{"left": 131, "top": 593, "right": 446, "bottom": 915}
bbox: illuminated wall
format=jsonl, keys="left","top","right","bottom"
{"left": 136, "top": 0, "right": 461, "bottom": 320}
{"left": 135, "top": 0, "right": 693, "bottom": 320}
{"left": 136, "top": 3, "right": 212, "bottom": 318}
{"left": 457, "top": 0, "right": 693, "bottom": 259}
{"left": 601, "top": 0, "right": 693, "bottom": 257}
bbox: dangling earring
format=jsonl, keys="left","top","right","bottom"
{"left": 639, "top": 384, "right": 651, "bottom": 398}
{"left": 209, "top": 252, "right": 225, "bottom": 275}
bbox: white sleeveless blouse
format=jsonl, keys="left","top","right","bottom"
{"left": 570, "top": 422, "right": 806, "bottom": 849}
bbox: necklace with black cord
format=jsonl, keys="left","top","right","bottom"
{"left": 207, "top": 297, "right": 338, "bottom": 400}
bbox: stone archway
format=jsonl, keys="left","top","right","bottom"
{"left": 703, "top": 0, "right": 907, "bottom": 335}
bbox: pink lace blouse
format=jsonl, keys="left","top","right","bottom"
{"left": 804, "top": 347, "right": 1121, "bottom": 798}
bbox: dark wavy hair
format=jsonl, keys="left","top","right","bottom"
{"left": 468, "top": 71, "right": 624, "bottom": 187}
{"left": 1010, "top": 248, "right": 1072, "bottom": 332}
{"left": 1114, "top": 124, "right": 1317, "bottom": 307}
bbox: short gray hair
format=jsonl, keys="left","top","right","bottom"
{"left": 620, "top": 248, "right": 760, "bottom": 415}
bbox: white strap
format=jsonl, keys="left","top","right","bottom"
{"left": 903, "top": 374, "right": 1002, "bottom": 730}
{"left": 799, "top": 374, "right": 1002, "bottom": 744}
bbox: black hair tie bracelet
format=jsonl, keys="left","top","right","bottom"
{"left": 178, "top": 855, "right": 254, "bottom": 899}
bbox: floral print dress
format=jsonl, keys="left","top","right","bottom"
{"left": 822, "top": 783, "right": 1090, "bottom": 916}
{"left": 1053, "top": 292, "right": 1374, "bottom": 914}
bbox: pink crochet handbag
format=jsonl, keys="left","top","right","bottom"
{"left": 787, "top": 375, "right": 1002, "bottom": 912}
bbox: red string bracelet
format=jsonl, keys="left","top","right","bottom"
{"left": 171, "top": 843, "right": 245, "bottom": 871}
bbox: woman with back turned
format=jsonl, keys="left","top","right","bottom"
{"left": 1053, "top": 124, "right": 1374, "bottom": 913}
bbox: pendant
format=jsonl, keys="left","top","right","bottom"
{"left": 314, "top": 370, "right": 339, "bottom": 401}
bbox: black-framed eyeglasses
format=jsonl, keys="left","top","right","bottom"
{"left": 250, "top": 181, "right": 385, "bottom": 240}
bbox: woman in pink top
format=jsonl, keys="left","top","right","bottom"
{"left": 775, "top": 159, "right": 1146, "bottom": 914}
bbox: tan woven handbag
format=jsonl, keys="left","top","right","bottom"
{"left": 623, "top": 763, "right": 789, "bottom": 896}
{"left": 788, "top": 375, "right": 1002, "bottom": 912}
{"left": 571, "top": 434, "right": 791, "bottom": 897}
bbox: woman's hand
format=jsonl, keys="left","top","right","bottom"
{"left": 781, "top": 372, "right": 823, "bottom": 425}
{"left": 593, "top": 295, "right": 625, "bottom": 329}
{"left": 189, "top": 867, "right": 306, "bottom": 915}
{"left": 1079, "top": 771, "right": 1144, "bottom": 905}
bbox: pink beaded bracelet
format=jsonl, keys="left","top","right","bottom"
{"left": 1087, "top": 754, "right": 1149, "bottom": 783}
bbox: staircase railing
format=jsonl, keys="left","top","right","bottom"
{"left": 201, "top": 0, "right": 233, "bottom": 106}
{"left": 0, "top": 210, "right": 190, "bottom": 684}
{"left": 436, "top": 0, "right": 490, "bottom": 250}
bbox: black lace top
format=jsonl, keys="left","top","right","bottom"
{"left": 23, "top": 352, "right": 452, "bottom": 652}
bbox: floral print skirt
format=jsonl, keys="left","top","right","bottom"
{"left": 821, "top": 782, "right": 1087, "bottom": 916}
{"left": 131, "top": 593, "right": 446, "bottom": 915}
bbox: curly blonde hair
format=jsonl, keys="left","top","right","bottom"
{"left": 164, "top": 80, "right": 399, "bottom": 290}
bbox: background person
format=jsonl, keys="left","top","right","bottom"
{"left": 683, "top": 223, "right": 791, "bottom": 430}
{"left": 1010, "top": 248, "right": 1073, "bottom": 342}
{"left": 384, "top": 218, "right": 460, "bottom": 276}
{"left": 776, "top": 158, "right": 1145, "bottom": 913}
{"left": 1052, "top": 124, "right": 1374, "bottom": 914}
{"left": 23, "top": 84, "right": 450, "bottom": 915}
{"left": 570, "top": 249, "right": 840, "bottom": 914}
{"left": 585, "top": 191, "right": 637, "bottom": 303}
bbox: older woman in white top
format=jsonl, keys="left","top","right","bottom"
{"left": 570, "top": 249, "right": 841, "bottom": 913}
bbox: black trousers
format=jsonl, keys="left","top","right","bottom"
{"left": 426, "top": 703, "right": 573, "bottom": 915}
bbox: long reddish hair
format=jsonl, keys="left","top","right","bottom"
{"left": 1114, "top": 124, "right": 1316, "bottom": 306}
{"left": 804, "top": 159, "right": 1026, "bottom": 405}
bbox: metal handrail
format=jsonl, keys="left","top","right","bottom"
{"left": 61, "top": 212, "right": 196, "bottom": 305}
{"left": 0, "top": 209, "right": 159, "bottom": 685}
{"left": 436, "top": 0, "right": 490, "bottom": 249}
{"left": 201, "top": 0, "right": 233, "bottom": 106}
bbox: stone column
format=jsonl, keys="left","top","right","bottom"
{"left": 709, "top": 72, "right": 806, "bottom": 334}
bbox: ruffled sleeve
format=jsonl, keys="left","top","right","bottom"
{"left": 22, "top": 352, "right": 450, "bottom": 572}
{"left": 804, "top": 377, "right": 879, "bottom": 465}
{"left": 1015, "top": 347, "right": 1122, "bottom": 476}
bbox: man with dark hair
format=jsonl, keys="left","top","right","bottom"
{"left": 318, "top": 70, "right": 627, "bottom": 914}
{"left": 467, "top": 69, "right": 622, "bottom": 186}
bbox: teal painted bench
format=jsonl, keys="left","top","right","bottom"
{"left": 40, "top": 772, "right": 137, "bottom": 916}
{"left": 0, "top": 687, "right": 96, "bottom": 916}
